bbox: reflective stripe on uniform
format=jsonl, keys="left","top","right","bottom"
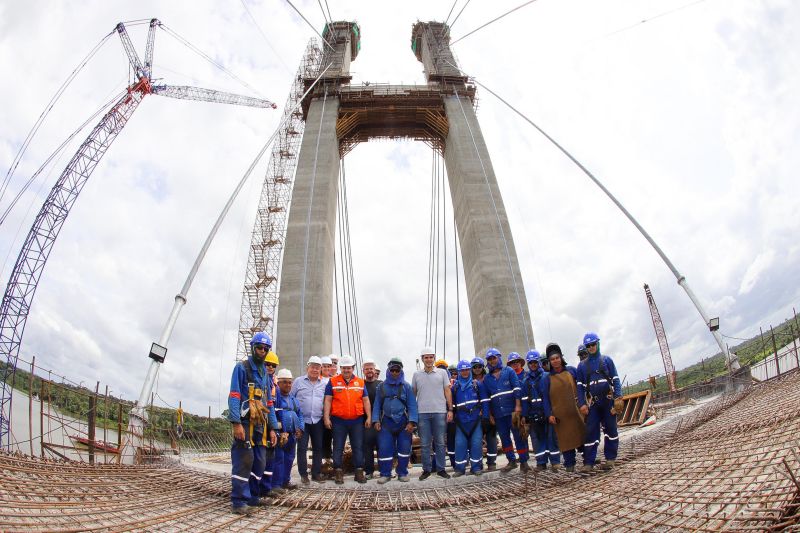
{"left": 491, "top": 390, "right": 514, "bottom": 399}
{"left": 585, "top": 439, "right": 600, "bottom": 447}
{"left": 231, "top": 474, "right": 248, "bottom": 481}
{"left": 250, "top": 472, "right": 262, "bottom": 481}
{"left": 605, "top": 435, "right": 619, "bottom": 441}
{"left": 397, "top": 452, "right": 410, "bottom": 458}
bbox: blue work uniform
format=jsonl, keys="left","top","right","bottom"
{"left": 260, "top": 372, "right": 277, "bottom": 494}
{"left": 451, "top": 376, "right": 489, "bottom": 474}
{"left": 272, "top": 389, "right": 304, "bottom": 488}
{"left": 483, "top": 364, "right": 528, "bottom": 464}
{"left": 371, "top": 372, "right": 418, "bottom": 478}
{"left": 522, "top": 367, "right": 560, "bottom": 466}
{"left": 227, "top": 356, "right": 279, "bottom": 509}
{"left": 576, "top": 352, "right": 622, "bottom": 466}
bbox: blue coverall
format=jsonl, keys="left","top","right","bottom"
{"left": 228, "top": 357, "right": 279, "bottom": 509}
{"left": 371, "top": 372, "right": 418, "bottom": 478}
{"left": 521, "top": 368, "right": 560, "bottom": 466}
{"left": 272, "top": 389, "right": 304, "bottom": 488}
{"left": 451, "top": 376, "right": 489, "bottom": 473}
{"left": 483, "top": 364, "right": 528, "bottom": 464}
{"left": 576, "top": 352, "right": 622, "bottom": 466}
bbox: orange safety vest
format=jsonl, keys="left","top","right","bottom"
{"left": 330, "top": 374, "right": 365, "bottom": 420}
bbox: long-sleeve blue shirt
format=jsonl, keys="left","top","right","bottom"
{"left": 274, "top": 389, "right": 305, "bottom": 434}
{"left": 521, "top": 367, "right": 546, "bottom": 419}
{"left": 290, "top": 375, "right": 328, "bottom": 424}
{"left": 575, "top": 353, "right": 622, "bottom": 407}
{"left": 483, "top": 366, "right": 521, "bottom": 417}
{"left": 451, "top": 377, "right": 489, "bottom": 424}
{"left": 371, "top": 372, "right": 418, "bottom": 425}
{"left": 228, "top": 356, "right": 279, "bottom": 429}
{"left": 541, "top": 366, "right": 579, "bottom": 419}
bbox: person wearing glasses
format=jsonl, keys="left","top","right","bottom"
{"left": 576, "top": 332, "right": 623, "bottom": 472}
{"left": 450, "top": 360, "right": 490, "bottom": 476}
{"left": 227, "top": 332, "right": 278, "bottom": 515}
{"left": 372, "top": 357, "right": 418, "bottom": 484}
{"left": 471, "top": 357, "right": 498, "bottom": 471}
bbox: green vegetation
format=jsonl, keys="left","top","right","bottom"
{"left": 626, "top": 314, "right": 800, "bottom": 395}
{"left": 1, "top": 361, "right": 231, "bottom": 439}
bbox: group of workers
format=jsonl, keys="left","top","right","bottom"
{"left": 227, "top": 331, "right": 623, "bottom": 515}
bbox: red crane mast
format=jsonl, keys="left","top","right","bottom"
{"left": 644, "top": 283, "right": 677, "bottom": 392}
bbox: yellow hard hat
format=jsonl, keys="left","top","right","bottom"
{"left": 265, "top": 351, "right": 280, "bottom": 366}
{"left": 435, "top": 359, "right": 448, "bottom": 369}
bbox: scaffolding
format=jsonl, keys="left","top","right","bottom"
{"left": 236, "top": 41, "right": 323, "bottom": 359}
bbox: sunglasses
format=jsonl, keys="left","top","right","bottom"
{"left": 265, "top": 362, "right": 277, "bottom": 368}
{"left": 389, "top": 367, "right": 402, "bottom": 373}
{"left": 254, "top": 344, "right": 269, "bottom": 351}
{"left": 528, "top": 361, "right": 538, "bottom": 365}
{"left": 585, "top": 342, "right": 598, "bottom": 348}
{"left": 471, "top": 365, "right": 484, "bottom": 370}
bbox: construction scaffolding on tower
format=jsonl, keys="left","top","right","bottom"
{"left": 236, "top": 40, "right": 323, "bottom": 359}
{"left": 645, "top": 283, "right": 677, "bottom": 392}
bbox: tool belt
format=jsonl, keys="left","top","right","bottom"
{"left": 245, "top": 383, "right": 271, "bottom": 447}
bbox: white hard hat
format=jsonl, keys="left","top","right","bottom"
{"left": 420, "top": 346, "right": 436, "bottom": 356}
{"left": 320, "top": 356, "right": 333, "bottom": 365}
{"left": 374, "top": 363, "right": 381, "bottom": 371}
{"left": 362, "top": 357, "right": 376, "bottom": 366}
{"left": 339, "top": 355, "right": 356, "bottom": 367}
{"left": 329, "top": 353, "right": 340, "bottom": 362}
{"left": 276, "top": 368, "right": 293, "bottom": 380}
{"left": 307, "top": 355, "right": 322, "bottom": 366}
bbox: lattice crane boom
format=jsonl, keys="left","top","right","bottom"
{"left": 644, "top": 283, "right": 677, "bottom": 392}
{"left": 0, "top": 19, "right": 276, "bottom": 448}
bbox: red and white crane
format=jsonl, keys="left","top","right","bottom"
{"left": 0, "top": 19, "right": 277, "bottom": 448}
{"left": 644, "top": 283, "right": 677, "bottom": 392}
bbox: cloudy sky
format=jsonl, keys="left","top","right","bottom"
{"left": 1, "top": 0, "right": 798, "bottom": 417}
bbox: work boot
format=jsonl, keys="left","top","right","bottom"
{"left": 520, "top": 462, "right": 531, "bottom": 473}
{"left": 301, "top": 474, "right": 310, "bottom": 484}
{"left": 270, "top": 487, "right": 286, "bottom": 496}
{"left": 486, "top": 464, "right": 496, "bottom": 472}
{"left": 334, "top": 468, "right": 344, "bottom": 485}
{"left": 550, "top": 464, "right": 562, "bottom": 472}
{"left": 452, "top": 471, "right": 465, "bottom": 478}
{"left": 365, "top": 472, "right": 374, "bottom": 480}
{"left": 312, "top": 474, "right": 325, "bottom": 483}
{"left": 437, "top": 470, "right": 451, "bottom": 479}
{"left": 565, "top": 465, "right": 575, "bottom": 473}
{"left": 354, "top": 468, "right": 367, "bottom": 484}
{"left": 473, "top": 469, "right": 483, "bottom": 476}
{"left": 231, "top": 505, "right": 253, "bottom": 515}
{"left": 419, "top": 471, "right": 431, "bottom": 481}
{"left": 501, "top": 460, "right": 518, "bottom": 473}
{"left": 536, "top": 464, "right": 547, "bottom": 471}
{"left": 398, "top": 475, "right": 410, "bottom": 482}
{"left": 377, "top": 476, "right": 391, "bottom": 485}
{"left": 581, "top": 464, "right": 594, "bottom": 473}
{"left": 601, "top": 460, "right": 615, "bottom": 470}
{"left": 283, "top": 482, "right": 298, "bottom": 490}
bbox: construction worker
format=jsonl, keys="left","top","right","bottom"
{"left": 319, "top": 355, "right": 334, "bottom": 477}
{"left": 577, "top": 344, "right": 589, "bottom": 362}
{"left": 227, "top": 332, "right": 278, "bottom": 515}
{"left": 451, "top": 360, "right": 489, "bottom": 476}
{"left": 541, "top": 343, "right": 585, "bottom": 472}
{"left": 329, "top": 354, "right": 340, "bottom": 376}
{"left": 323, "top": 355, "right": 371, "bottom": 484}
{"left": 483, "top": 348, "right": 527, "bottom": 473}
{"left": 576, "top": 332, "right": 623, "bottom": 471}
{"left": 362, "top": 358, "right": 383, "bottom": 479}
{"left": 270, "top": 369, "right": 304, "bottom": 494}
{"left": 375, "top": 363, "right": 382, "bottom": 380}
{"left": 445, "top": 363, "right": 458, "bottom": 469}
{"left": 471, "top": 356, "right": 497, "bottom": 470}
{"left": 259, "top": 350, "right": 280, "bottom": 496}
{"left": 522, "top": 350, "right": 561, "bottom": 471}
{"left": 291, "top": 355, "right": 328, "bottom": 484}
{"left": 413, "top": 347, "right": 453, "bottom": 480}
{"left": 372, "top": 357, "right": 418, "bottom": 484}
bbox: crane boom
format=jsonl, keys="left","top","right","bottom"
{"left": 644, "top": 284, "right": 677, "bottom": 392}
{"left": 152, "top": 85, "right": 277, "bottom": 108}
{"left": 115, "top": 22, "right": 145, "bottom": 79}
{"left": 143, "top": 19, "right": 160, "bottom": 79}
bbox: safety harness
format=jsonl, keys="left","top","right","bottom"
{"left": 454, "top": 380, "right": 482, "bottom": 437}
{"left": 378, "top": 381, "right": 409, "bottom": 425}
{"left": 583, "top": 355, "right": 613, "bottom": 404}
{"left": 241, "top": 361, "right": 271, "bottom": 447}
{"left": 524, "top": 374, "right": 545, "bottom": 424}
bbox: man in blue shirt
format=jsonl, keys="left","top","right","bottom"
{"left": 270, "top": 369, "right": 304, "bottom": 494}
{"left": 372, "top": 357, "right": 418, "bottom": 484}
{"left": 227, "top": 332, "right": 278, "bottom": 514}
{"left": 291, "top": 356, "right": 328, "bottom": 484}
{"left": 576, "top": 332, "right": 623, "bottom": 472}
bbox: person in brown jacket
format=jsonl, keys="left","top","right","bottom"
{"left": 541, "top": 343, "right": 586, "bottom": 472}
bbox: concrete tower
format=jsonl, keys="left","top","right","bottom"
{"left": 275, "top": 21, "right": 533, "bottom": 375}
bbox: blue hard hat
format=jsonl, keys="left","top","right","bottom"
{"left": 470, "top": 357, "right": 485, "bottom": 367}
{"left": 583, "top": 332, "right": 600, "bottom": 346}
{"left": 250, "top": 331, "right": 272, "bottom": 348}
{"left": 485, "top": 348, "right": 501, "bottom": 359}
{"left": 457, "top": 360, "right": 471, "bottom": 371}
{"left": 526, "top": 350, "right": 541, "bottom": 363}
{"left": 507, "top": 352, "right": 523, "bottom": 364}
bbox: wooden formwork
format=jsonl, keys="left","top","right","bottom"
{"left": 618, "top": 389, "right": 652, "bottom": 426}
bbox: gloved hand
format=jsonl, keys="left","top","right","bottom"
{"left": 511, "top": 411, "right": 521, "bottom": 429}
{"left": 612, "top": 397, "right": 625, "bottom": 415}
{"left": 519, "top": 420, "right": 530, "bottom": 440}
{"left": 279, "top": 432, "right": 289, "bottom": 447}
